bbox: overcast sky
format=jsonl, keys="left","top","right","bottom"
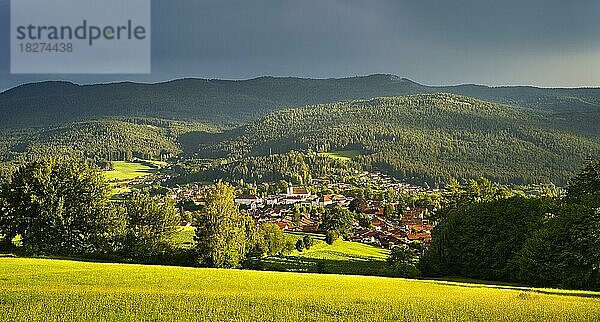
{"left": 1, "top": 0, "right": 599, "bottom": 90}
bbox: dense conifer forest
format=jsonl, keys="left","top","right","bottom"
{"left": 194, "top": 94, "right": 599, "bottom": 185}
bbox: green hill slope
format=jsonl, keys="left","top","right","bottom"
{"left": 199, "top": 94, "right": 600, "bottom": 185}
{"left": 0, "top": 118, "right": 213, "bottom": 176}
{"left": 1, "top": 258, "right": 599, "bottom": 321}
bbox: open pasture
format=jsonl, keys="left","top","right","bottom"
{"left": 1, "top": 258, "right": 599, "bottom": 321}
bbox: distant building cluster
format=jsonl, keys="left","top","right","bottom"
{"left": 126, "top": 169, "right": 438, "bottom": 250}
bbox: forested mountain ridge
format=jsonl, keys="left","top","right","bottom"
{"left": 1, "top": 73, "right": 598, "bottom": 186}
{"left": 1, "top": 74, "right": 599, "bottom": 131}
{"left": 196, "top": 93, "right": 600, "bottom": 185}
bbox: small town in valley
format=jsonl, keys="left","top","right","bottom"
{"left": 118, "top": 165, "right": 439, "bottom": 251}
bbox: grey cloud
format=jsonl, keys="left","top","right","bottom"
{"left": 0, "top": 0, "right": 598, "bottom": 89}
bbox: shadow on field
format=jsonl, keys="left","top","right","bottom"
{"left": 246, "top": 256, "right": 401, "bottom": 277}
{"left": 425, "top": 278, "right": 600, "bottom": 299}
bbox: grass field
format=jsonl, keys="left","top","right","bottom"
{"left": 175, "top": 229, "right": 392, "bottom": 276}
{"left": 103, "top": 160, "right": 162, "bottom": 196}
{"left": 103, "top": 161, "right": 158, "bottom": 182}
{"left": 1, "top": 258, "right": 599, "bottom": 321}
{"left": 318, "top": 150, "right": 362, "bottom": 161}
{"left": 259, "top": 236, "right": 394, "bottom": 276}
{"left": 296, "top": 238, "right": 389, "bottom": 261}
{"left": 173, "top": 226, "right": 196, "bottom": 249}
{"left": 246, "top": 232, "right": 391, "bottom": 276}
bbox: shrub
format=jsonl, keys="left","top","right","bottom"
{"left": 325, "top": 230, "right": 339, "bottom": 245}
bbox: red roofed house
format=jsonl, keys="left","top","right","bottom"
{"left": 320, "top": 194, "right": 333, "bottom": 207}
{"left": 286, "top": 184, "right": 311, "bottom": 198}
{"left": 407, "top": 232, "right": 431, "bottom": 243}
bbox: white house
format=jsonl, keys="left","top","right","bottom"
{"left": 234, "top": 195, "right": 264, "bottom": 209}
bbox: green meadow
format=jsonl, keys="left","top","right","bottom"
{"left": 173, "top": 226, "right": 196, "bottom": 249}
{"left": 296, "top": 238, "right": 389, "bottom": 261}
{"left": 1, "top": 258, "right": 599, "bottom": 321}
{"left": 176, "top": 229, "right": 393, "bottom": 276}
{"left": 258, "top": 237, "right": 395, "bottom": 276}
{"left": 317, "top": 150, "right": 362, "bottom": 161}
{"left": 256, "top": 233, "right": 395, "bottom": 276}
{"left": 103, "top": 160, "right": 160, "bottom": 182}
{"left": 103, "top": 160, "right": 163, "bottom": 196}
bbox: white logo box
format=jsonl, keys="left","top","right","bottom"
{"left": 11, "top": 0, "right": 151, "bottom": 74}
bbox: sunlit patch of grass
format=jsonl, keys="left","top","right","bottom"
{"left": 102, "top": 160, "right": 161, "bottom": 197}
{"left": 318, "top": 150, "right": 362, "bottom": 161}
{"left": 172, "top": 226, "right": 196, "bottom": 249}
{"left": 103, "top": 161, "right": 156, "bottom": 182}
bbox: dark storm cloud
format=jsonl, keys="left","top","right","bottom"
{"left": 397, "top": 1, "right": 599, "bottom": 48}
{"left": 1, "top": 0, "right": 599, "bottom": 90}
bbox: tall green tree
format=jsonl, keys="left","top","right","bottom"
{"left": 256, "top": 223, "right": 286, "bottom": 256}
{"left": 518, "top": 159, "right": 600, "bottom": 290}
{"left": 302, "top": 234, "right": 314, "bottom": 250}
{"left": 194, "top": 182, "right": 249, "bottom": 268}
{"left": 421, "top": 197, "right": 551, "bottom": 281}
{"left": 122, "top": 191, "right": 179, "bottom": 259}
{"left": 517, "top": 203, "right": 600, "bottom": 290}
{"left": 566, "top": 159, "right": 600, "bottom": 200}
{"left": 349, "top": 197, "right": 368, "bottom": 213}
{"left": 383, "top": 203, "right": 396, "bottom": 219}
{"left": 320, "top": 206, "right": 354, "bottom": 238}
{"left": 325, "top": 230, "right": 339, "bottom": 245}
{"left": 388, "top": 246, "right": 420, "bottom": 277}
{"left": 0, "top": 158, "right": 118, "bottom": 255}
{"left": 0, "top": 183, "right": 12, "bottom": 250}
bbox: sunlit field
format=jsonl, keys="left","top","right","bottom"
{"left": 257, "top": 236, "right": 394, "bottom": 276}
{"left": 297, "top": 238, "right": 389, "bottom": 261}
{"left": 103, "top": 160, "right": 159, "bottom": 182}
{"left": 1, "top": 258, "right": 599, "bottom": 321}
{"left": 317, "top": 150, "right": 362, "bottom": 161}
{"left": 103, "top": 160, "right": 163, "bottom": 196}
{"left": 173, "top": 226, "right": 196, "bottom": 249}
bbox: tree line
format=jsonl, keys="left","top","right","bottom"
{"left": 420, "top": 159, "right": 600, "bottom": 290}
{"left": 0, "top": 158, "right": 181, "bottom": 263}
{"left": 171, "top": 150, "right": 360, "bottom": 187}
{"left": 0, "top": 118, "right": 217, "bottom": 179}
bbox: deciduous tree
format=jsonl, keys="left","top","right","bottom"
{"left": 195, "top": 182, "right": 248, "bottom": 268}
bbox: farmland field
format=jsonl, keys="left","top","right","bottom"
{"left": 0, "top": 258, "right": 599, "bottom": 321}
{"left": 103, "top": 160, "right": 160, "bottom": 182}
{"left": 317, "top": 150, "right": 362, "bottom": 161}
{"left": 103, "top": 160, "right": 163, "bottom": 196}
